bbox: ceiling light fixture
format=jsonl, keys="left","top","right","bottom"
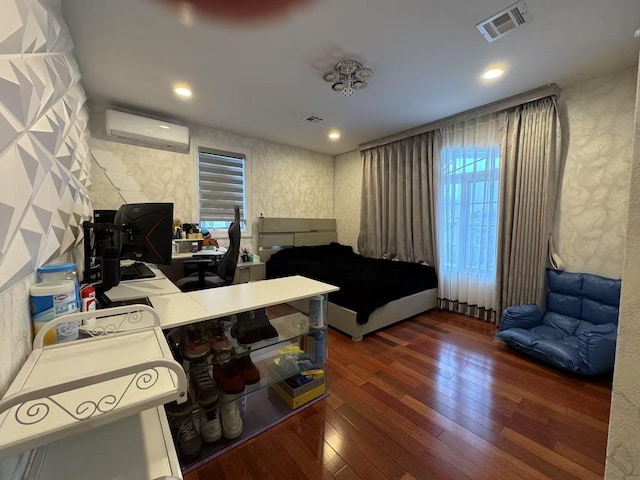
{"left": 158, "top": 125, "right": 171, "bottom": 129}
{"left": 174, "top": 86, "right": 193, "bottom": 97}
{"left": 482, "top": 68, "right": 504, "bottom": 80}
{"left": 323, "top": 60, "right": 373, "bottom": 96}
{"left": 328, "top": 131, "right": 341, "bottom": 141}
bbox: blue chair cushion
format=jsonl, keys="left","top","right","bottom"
{"left": 495, "top": 269, "right": 620, "bottom": 376}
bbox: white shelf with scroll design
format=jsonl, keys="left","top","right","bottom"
{"left": 0, "top": 305, "right": 188, "bottom": 459}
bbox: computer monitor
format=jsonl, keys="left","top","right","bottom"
{"left": 114, "top": 202, "right": 174, "bottom": 265}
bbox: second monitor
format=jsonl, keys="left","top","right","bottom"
{"left": 114, "top": 202, "right": 174, "bottom": 266}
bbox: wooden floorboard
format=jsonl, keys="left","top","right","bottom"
{"left": 186, "top": 310, "right": 612, "bottom": 480}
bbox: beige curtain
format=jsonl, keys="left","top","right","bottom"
{"left": 358, "top": 132, "right": 438, "bottom": 265}
{"left": 496, "top": 97, "right": 561, "bottom": 315}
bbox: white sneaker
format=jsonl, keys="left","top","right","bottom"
{"left": 199, "top": 403, "right": 222, "bottom": 443}
{"left": 220, "top": 398, "right": 243, "bottom": 439}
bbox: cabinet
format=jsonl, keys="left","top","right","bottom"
{"left": 161, "top": 278, "right": 336, "bottom": 473}
{"left": 233, "top": 261, "right": 266, "bottom": 284}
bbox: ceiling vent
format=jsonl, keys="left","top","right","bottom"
{"left": 476, "top": 0, "right": 532, "bottom": 43}
{"left": 301, "top": 115, "right": 324, "bottom": 125}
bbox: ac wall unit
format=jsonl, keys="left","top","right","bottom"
{"left": 105, "top": 109, "right": 190, "bottom": 150}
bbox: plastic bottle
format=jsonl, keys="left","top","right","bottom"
{"left": 313, "top": 330, "right": 326, "bottom": 364}
{"left": 308, "top": 295, "right": 327, "bottom": 329}
{"left": 30, "top": 281, "right": 79, "bottom": 345}
{"left": 37, "top": 263, "right": 80, "bottom": 309}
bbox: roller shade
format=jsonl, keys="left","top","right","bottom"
{"left": 198, "top": 149, "right": 246, "bottom": 225}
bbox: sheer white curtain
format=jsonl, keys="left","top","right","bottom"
{"left": 437, "top": 114, "right": 501, "bottom": 320}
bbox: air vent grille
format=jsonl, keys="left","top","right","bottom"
{"left": 301, "top": 115, "right": 324, "bottom": 125}
{"left": 476, "top": 0, "right": 532, "bottom": 43}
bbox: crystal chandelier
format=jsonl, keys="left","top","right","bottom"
{"left": 322, "top": 60, "right": 374, "bottom": 96}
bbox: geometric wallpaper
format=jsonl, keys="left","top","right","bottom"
{"left": 0, "top": 0, "right": 92, "bottom": 295}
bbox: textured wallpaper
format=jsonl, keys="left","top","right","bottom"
{"left": 335, "top": 150, "right": 362, "bottom": 250}
{"left": 88, "top": 112, "right": 335, "bottom": 253}
{"left": 0, "top": 0, "right": 92, "bottom": 476}
{"left": 555, "top": 67, "right": 637, "bottom": 279}
{"left": 605, "top": 60, "right": 640, "bottom": 480}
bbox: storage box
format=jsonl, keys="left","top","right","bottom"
{"left": 271, "top": 380, "right": 326, "bottom": 409}
{"left": 269, "top": 364, "right": 326, "bottom": 409}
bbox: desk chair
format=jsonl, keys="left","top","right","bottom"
{"left": 175, "top": 206, "right": 241, "bottom": 292}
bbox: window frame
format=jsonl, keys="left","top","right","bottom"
{"left": 194, "top": 144, "right": 252, "bottom": 237}
{"left": 439, "top": 146, "right": 500, "bottom": 274}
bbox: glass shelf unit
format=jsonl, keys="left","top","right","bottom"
{"left": 165, "top": 296, "right": 331, "bottom": 473}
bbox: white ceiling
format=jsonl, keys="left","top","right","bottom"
{"left": 61, "top": 0, "right": 639, "bottom": 155}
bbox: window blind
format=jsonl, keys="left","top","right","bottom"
{"left": 198, "top": 149, "right": 246, "bottom": 225}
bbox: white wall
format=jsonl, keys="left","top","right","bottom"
{"left": 605, "top": 54, "right": 640, "bottom": 480}
{"left": 556, "top": 66, "right": 637, "bottom": 279}
{"left": 88, "top": 106, "right": 335, "bottom": 254}
{"left": 335, "top": 150, "right": 362, "bottom": 250}
{"left": 0, "top": 0, "right": 92, "bottom": 476}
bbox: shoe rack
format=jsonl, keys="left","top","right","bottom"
{"left": 167, "top": 307, "right": 332, "bottom": 473}
{"left": 0, "top": 305, "right": 188, "bottom": 480}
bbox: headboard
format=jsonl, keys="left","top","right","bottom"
{"left": 258, "top": 217, "right": 337, "bottom": 262}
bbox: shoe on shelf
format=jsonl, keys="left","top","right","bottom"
{"left": 198, "top": 402, "right": 222, "bottom": 443}
{"left": 220, "top": 396, "right": 243, "bottom": 440}
{"left": 231, "top": 309, "right": 277, "bottom": 344}
{"left": 190, "top": 361, "right": 219, "bottom": 407}
{"left": 166, "top": 397, "right": 202, "bottom": 459}
{"left": 234, "top": 348, "right": 260, "bottom": 385}
{"left": 180, "top": 325, "right": 210, "bottom": 360}
{"left": 207, "top": 320, "right": 232, "bottom": 362}
{"left": 214, "top": 359, "right": 245, "bottom": 394}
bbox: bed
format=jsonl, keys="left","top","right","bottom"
{"left": 258, "top": 217, "right": 438, "bottom": 341}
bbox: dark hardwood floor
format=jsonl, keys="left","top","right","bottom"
{"left": 186, "top": 310, "right": 612, "bottom": 480}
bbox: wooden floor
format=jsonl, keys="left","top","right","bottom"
{"left": 186, "top": 310, "right": 613, "bottom": 480}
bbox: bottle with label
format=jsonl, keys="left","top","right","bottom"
{"left": 308, "top": 295, "right": 327, "bottom": 329}
{"left": 30, "top": 281, "right": 79, "bottom": 345}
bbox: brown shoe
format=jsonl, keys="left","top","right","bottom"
{"left": 217, "top": 360, "right": 245, "bottom": 394}
{"left": 235, "top": 351, "right": 260, "bottom": 385}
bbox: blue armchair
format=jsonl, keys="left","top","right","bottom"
{"left": 495, "top": 269, "right": 621, "bottom": 376}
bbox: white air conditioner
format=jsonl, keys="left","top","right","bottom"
{"left": 105, "top": 109, "right": 190, "bottom": 150}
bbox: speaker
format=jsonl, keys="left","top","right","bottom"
{"left": 101, "top": 246, "right": 120, "bottom": 290}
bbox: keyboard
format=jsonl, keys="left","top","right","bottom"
{"left": 120, "top": 262, "right": 156, "bottom": 281}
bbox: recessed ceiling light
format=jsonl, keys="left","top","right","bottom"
{"left": 174, "top": 86, "right": 193, "bottom": 98}
{"left": 158, "top": 125, "right": 171, "bottom": 129}
{"left": 328, "top": 131, "right": 341, "bottom": 141}
{"left": 482, "top": 68, "right": 504, "bottom": 80}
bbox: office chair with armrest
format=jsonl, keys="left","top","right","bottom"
{"left": 175, "top": 206, "right": 242, "bottom": 292}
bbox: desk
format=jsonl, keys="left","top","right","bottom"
{"left": 106, "top": 266, "right": 180, "bottom": 301}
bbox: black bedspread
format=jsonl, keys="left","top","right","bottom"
{"left": 266, "top": 243, "right": 438, "bottom": 325}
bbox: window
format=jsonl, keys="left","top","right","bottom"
{"left": 197, "top": 148, "right": 250, "bottom": 234}
{"left": 439, "top": 146, "right": 499, "bottom": 274}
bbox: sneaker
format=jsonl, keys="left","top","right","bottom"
{"left": 234, "top": 348, "right": 260, "bottom": 385}
{"left": 180, "top": 325, "right": 210, "bottom": 360}
{"left": 190, "top": 362, "right": 219, "bottom": 406}
{"left": 166, "top": 398, "right": 202, "bottom": 459}
{"left": 207, "top": 321, "right": 232, "bottom": 361}
{"left": 198, "top": 402, "right": 222, "bottom": 443}
{"left": 220, "top": 397, "right": 243, "bottom": 440}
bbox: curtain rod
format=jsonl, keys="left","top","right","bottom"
{"left": 359, "top": 83, "right": 561, "bottom": 151}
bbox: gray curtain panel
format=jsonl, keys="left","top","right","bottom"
{"left": 496, "top": 97, "right": 562, "bottom": 315}
{"left": 358, "top": 132, "right": 439, "bottom": 265}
